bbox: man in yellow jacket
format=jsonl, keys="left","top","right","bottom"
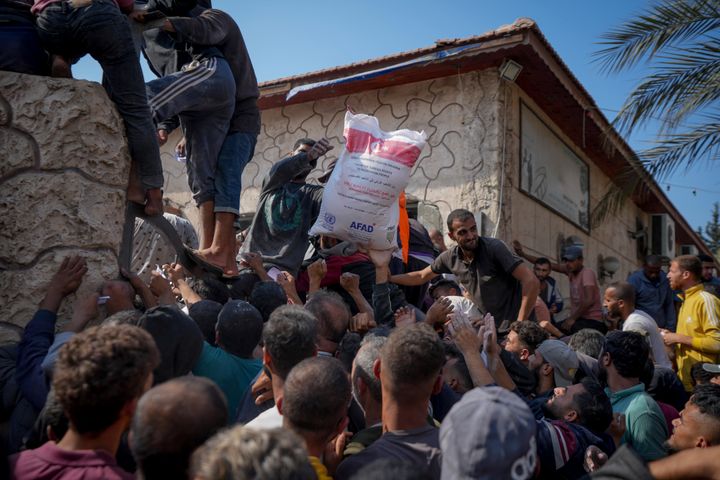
{"left": 662, "top": 255, "right": 720, "bottom": 391}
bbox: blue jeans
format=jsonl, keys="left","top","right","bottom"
{"left": 215, "top": 132, "right": 257, "bottom": 215}
{"left": 0, "top": 24, "right": 49, "bottom": 75}
{"left": 146, "top": 56, "right": 235, "bottom": 206}
{"left": 35, "top": 0, "right": 164, "bottom": 190}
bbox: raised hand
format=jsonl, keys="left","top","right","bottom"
{"left": 50, "top": 255, "right": 87, "bottom": 296}
{"left": 149, "top": 270, "right": 173, "bottom": 299}
{"left": 350, "top": 312, "right": 377, "bottom": 334}
{"left": 306, "top": 137, "right": 334, "bottom": 162}
{"left": 251, "top": 370, "right": 274, "bottom": 405}
{"left": 276, "top": 271, "right": 296, "bottom": 290}
{"left": 64, "top": 292, "right": 99, "bottom": 333}
{"left": 512, "top": 240, "right": 524, "bottom": 256}
{"left": 394, "top": 305, "right": 417, "bottom": 328}
{"left": 240, "top": 252, "right": 264, "bottom": 272}
{"left": 307, "top": 259, "right": 327, "bottom": 284}
{"left": 450, "top": 320, "right": 482, "bottom": 355}
{"left": 41, "top": 255, "right": 88, "bottom": 312}
{"left": 477, "top": 312, "right": 498, "bottom": 357}
{"left": 426, "top": 296, "right": 454, "bottom": 328}
{"left": 164, "top": 263, "right": 186, "bottom": 284}
{"left": 339, "top": 272, "right": 361, "bottom": 294}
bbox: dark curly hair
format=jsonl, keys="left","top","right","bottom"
{"left": 53, "top": 325, "right": 160, "bottom": 434}
{"left": 573, "top": 378, "right": 613, "bottom": 434}
{"left": 510, "top": 320, "right": 549, "bottom": 353}
{"left": 603, "top": 330, "right": 648, "bottom": 379}
{"left": 691, "top": 383, "right": 720, "bottom": 421}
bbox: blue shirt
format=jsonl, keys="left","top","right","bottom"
{"left": 627, "top": 270, "right": 676, "bottom": 330}
{"left": 16, "top": 309, "right": 56, "bottom": 410}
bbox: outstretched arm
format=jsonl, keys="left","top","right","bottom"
{"left": 261, "top": 138, "right": 334, "bottom": 193}
{"left": 18, "top": 256, "right": 87, "bottom": 410}
{"left": 513, "top": 263, "right": 540, "bottom": 322}
{"left": 390, "top": 265, "right": 438, "bottom": 286}
{"left": 512, "top": 240, "right": 567, "bottom": 274}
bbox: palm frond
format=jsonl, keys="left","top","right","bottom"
{"left": 613, "top": 38, "right": 720, "bottom": 133}
{"left": 640, "top": 119, "right": 720, "bottom": 178}
{"left": 591, "top": 167, "right": 644, "bottom": 227}
{"left": 595, "top": 0, "right": 720, "bottom": 73}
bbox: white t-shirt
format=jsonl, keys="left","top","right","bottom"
{"left": 244, "top": 405, "right": 283, "bottom": 430}
{"left": 623, "top": 309, "right": 672, "bottom": 370}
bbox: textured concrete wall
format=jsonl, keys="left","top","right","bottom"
{"left": 157, "top": 68, "right": 647, "bottom": 296}
{"left": 0, "top": 72, "right": 130, "bottom": 340}
{"left": 159, "top": 70, "right": 505, "bottom": 240}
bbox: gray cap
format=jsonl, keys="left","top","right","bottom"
{"left": 537, "top": 339, "right": 579, "bottom": 387}
{"left": 440, "top": 386, "right": 537, "bottom": 480}
{"left": 703, "top": 363, "right": 720, "bottom": 374}
{"left": 561, "top": 245, "right": 583, "bottom": 261}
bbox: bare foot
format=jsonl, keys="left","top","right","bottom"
{"left": 226, "top": 250, "right": 239, "bottom": 276}
{"left": 144, "top": 188, "right": 163, "bottom": 217}
{"left": 196, "top": 248, "right": 235, "bottom": 275}
{"left": 51, "top": 55, "right": 73, "bottom": 78}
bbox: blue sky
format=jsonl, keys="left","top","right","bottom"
{"left": 74, "top": 0, "right": 720, "bottom": 236}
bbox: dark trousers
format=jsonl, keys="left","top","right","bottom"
{"left": 35, "top": 0, "right": 163, "bottom": 190}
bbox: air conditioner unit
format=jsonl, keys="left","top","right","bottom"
{"left": 680, "top": 244, "right": 699, "bottom": 256}
{"left": 650, "top": 214, "right": 676, "bottom": 258}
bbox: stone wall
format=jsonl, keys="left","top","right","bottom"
{"left": 0, "top": 72, "right": 130, "bottom": 340}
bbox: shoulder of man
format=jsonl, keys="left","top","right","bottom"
{"left": 430, "top": 245, "right": 457, "bottom": 273}
{"left": 696, "top": 291, "right": 720, "bottom": 327}
{"left": 536, "top": 419, "right": 603, "bottom": 473}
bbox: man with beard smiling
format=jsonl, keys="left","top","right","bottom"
{"left": 391, "top": 209, "right": 539, "bottom": 334}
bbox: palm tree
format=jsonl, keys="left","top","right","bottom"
{"left": 592, "top": 0, "right": 720, "bottom": 225}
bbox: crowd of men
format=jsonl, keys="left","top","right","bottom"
{"left": 3, "top": 0, "right": 720, "bottom": 479}
{"left": 3, "top": 199, "right": 720, "bottom": 479}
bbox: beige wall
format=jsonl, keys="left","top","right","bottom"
{"left": 159, "top": 70, "right": 506, "bottom": 243}
{"left": 506, "top": 86, "right": 649, "bottom": 314}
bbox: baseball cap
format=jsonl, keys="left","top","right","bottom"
{"left": 428, "top": 278, "right": 462, "bottom": 297}
{"left": 561, "top": 246, "right": 583, "bottom": 261}
{"left": 440, "top": 386, "right": 537, "bottom": 480}
{"left": 703, "top": 363, "right": 720, "bottom": 374}
{"left": 537, "top": 339, "right": 579, "bottom": 387}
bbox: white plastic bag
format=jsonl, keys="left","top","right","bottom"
{"left": 309, "top": 111, "right": 426, "bottom": 249}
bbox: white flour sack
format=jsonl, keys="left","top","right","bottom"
{"left": 309, "top": 111, "right": 427, "bottom": 249}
